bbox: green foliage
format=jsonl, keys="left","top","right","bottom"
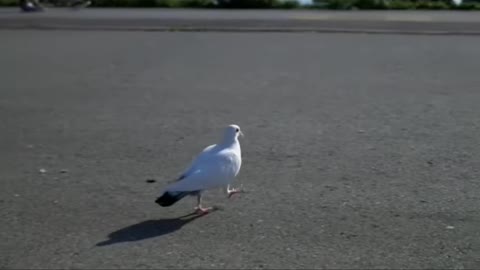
{"left": 453, "top": 1, "right": 480, "bottom": 9}
{"left": 324, "top": 0, "right": 354, "bottom": 8}
{"left": 0, "top": 0, "right": 18, "bottom": 6}
{"left": 385, "top": 0, "right": 416, "bottom": 9}
{"left": 319, "top": 0, "right": 472, "bottom": 9}
{"left": 276, "top": 0, "right": 301, "bottom": 8}
{"left": 354, "top": 0, "right": 387, "bottom": 9}
{"left": 88, "top": 0, "right": 215, "bottom": 7}
{"left": 216, "top": 0, "right": 281, "bottom": 8}
{"left": 1, "top": 0, "right": 480, "bottom": 9}
{"left": 415, "top": 0, "right": 450, "bottom": 9}
{"left": 324, "top": 0, "right": 387, "bottom": 9}
{"left": 163, "top": 0, "right": 216, "bottom": 8}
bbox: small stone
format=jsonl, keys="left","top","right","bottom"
{"left": 146, "top": 179, "right": 156, "bottom": 183}
{"left": 39, "top": 168, "right": 47, "bottom": 174}
{"left": 53, "top": 200, "right": 59, "bottom": 204}
{"left": 357, "top": 129, "right": 365, "bottom": 133}
{"left": 446, "top": 226, "right": 455, "bottom": 230}
{"left": 60, "top": 169, "right": 69, "bottom": 174}
{"left": 26, "top": 144, "right": 34, "bottom": 149}
{"left": 14, "top": 194, "right": 20, "bottom": 197}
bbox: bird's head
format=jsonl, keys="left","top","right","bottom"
{"left": 224, "top": 124, "right": 244, "bottom": 141}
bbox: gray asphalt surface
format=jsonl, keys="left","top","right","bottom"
{"left": 1, "top": 30, "right": 480, "bottom": 269}
{"left": 2, "top": 8, "right": 480, "bottom": 34}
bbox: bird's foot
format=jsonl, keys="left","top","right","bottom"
{"left": 227, "top": 185, "right": 245, "bottom": 198}
{"left": 194, "top": 206, "right": 213, "bottom": 214}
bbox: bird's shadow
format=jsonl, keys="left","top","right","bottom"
{"left": 95, "top": 210, "right": 216, "bottom": 247}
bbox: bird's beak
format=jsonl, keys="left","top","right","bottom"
{"left": 239, "top": 131, "right": 244, "bottom": 137}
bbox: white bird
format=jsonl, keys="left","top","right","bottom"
{"left": 155, "top": 124, "right": 244, "bottom": 214}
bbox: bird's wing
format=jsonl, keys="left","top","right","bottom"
{"left": 165, "top": 152, "right": 233, "bottom": 192}
{"left": 166, "top": 170, "right": 222, "bottom": 192}
{"left": 174, "top": 144, "right": 216, "bottom": 182}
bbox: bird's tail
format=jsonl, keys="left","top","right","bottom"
{"left": 155, "top": 191, "right": 192, "bottom": 207}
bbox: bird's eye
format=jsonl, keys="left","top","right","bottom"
{"left": 235, "top": 128, "right": 239, "bottom": 132}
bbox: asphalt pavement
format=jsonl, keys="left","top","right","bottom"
{"left": 1, "top": 29, "right": 480, "bottom": 269}
{"left": 2, "top": 8, "right": 480, "bottom": 34}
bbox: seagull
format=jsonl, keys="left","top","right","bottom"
{"left": 155, "top": 124, "right": 244, "bottom": 214}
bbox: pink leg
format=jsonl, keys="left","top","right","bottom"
{"left": 227, "top": 185, "right": 245, "bottom": 199}
{"left": 195, "top": 206, "right": 213, "bottom": 214}
{"left": 195, "top": 193, "right": 213, "bottom": 214}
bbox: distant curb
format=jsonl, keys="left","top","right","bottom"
{"left": 2, "top": 17, "right": 480, "bottom": 35}
{"left": 3, "top": 26, "right": 480, "bottom": 36}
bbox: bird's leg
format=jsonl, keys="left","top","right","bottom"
{"left": 227, "top": 184, "right": 245, "bottom": 198}
{"left": 194, "top": 193, "right": 212, "bottom": 214}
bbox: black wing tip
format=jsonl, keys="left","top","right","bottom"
{"left": 155, "top": 191, "right": 193, "bottom": 207}
{"left": 155, "top": 193, "right": 177, "bottom": 207}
